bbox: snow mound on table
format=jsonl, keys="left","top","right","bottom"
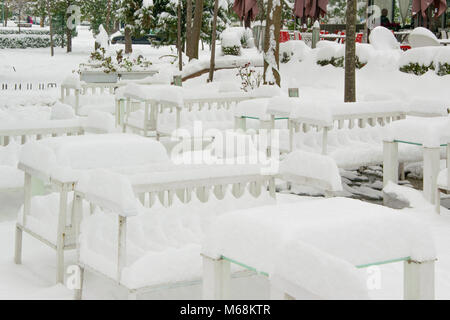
{"left": 203, "top": 197, "right": 436, "bottom": 277}
{"left": 249, "top": 84, "right": 282, "bottom": 98}
{"left": 84, "top": 110, "right": 118, "bottom": 133}
{"left": 272, "top": 239, "right": 369, "bottom": 299}
{"left": 289, "top": 100, "right": 333, "bottom": 125}
{"left": 234, "top": 98, "right": 269, "bottom": 119}
{"left": 434, "top": 46, "right": 450, "bottom": 64}
{"left": 19, "top": 134, "right": 169, "bottom": 181}
{"left": 117, "top": 83, "right": 184, "bottom": 105}
{"left": 0, "top": 165, "right": 23, "bottom": 189}
{"left": 369, "top": 26, "right": 400, "bottom": 50}
{"left": 50, "top": 101, "right": 75, "bottom": 120}
{"left": 280, "top": 150, "right": 342, "bottom": 192}
{"left": 280, "top": 40, "right": 311, "bottom": 62}
{"left": 384, "top": 116, "right": 450, "bottom": 147}
{"left": 404, "top": 97, "right": 449, "bottom": 116}
{"left": 0, "top": 140, "right": 21, "bottom": 167}
{"left": 77, "top": 169, "right": 142, "bottom": 217}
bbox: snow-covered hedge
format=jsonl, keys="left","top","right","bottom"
{"left": 0, "top": 34, "right": 54, "bottom": 49}
{"left": 399, "top": 47, "right": 450, "bottom": 76}
{"left": 316, "top": 42, "right": 372, "bottom": 69}
{"left": 0, "top": 29, "right": 50, "bottom": 35}
{"left": 280, "top": 40, "right": 311, "bottom": 63}
{"left": 221, "top": 31, "right": 241, "bottom": 56}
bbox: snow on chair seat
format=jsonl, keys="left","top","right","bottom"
{"left": 15, "top": 134, "right": 169, "bottom": 283}
{"left": 202, "top": 197, "right": 436, "bottom": 300}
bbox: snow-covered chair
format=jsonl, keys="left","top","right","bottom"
{"left": 72, "top": 150, "right": 343, "bottom": 299}
{"left": 436, "top": 142, "right": 450, "bottom": 213}
{"left": 14, "top": 134, "right": 169, "bottom": 283}
{"left": 202, "top": 197, "right": 436, "bottom": 300}
{"left": 408, "top": 27, "right": 440, "bottom": 48}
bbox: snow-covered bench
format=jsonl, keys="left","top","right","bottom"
{"left": 14, "top": 134, "right": 170, "bottom": 283}
{"left": 72, "top": 150, "right": 343, "bottom": 299}
{"left": 201, "top": 197, "right": 436, "bottom": 300}
{"left": 383, "top": 117, "right": 450, "bottom": 205}
{"left": 60, "top": 82, "right": 123, "bottom": 116}
{"left": 0, "top": 119, "right": 84, "bottom": 147}
{"left": 117, "top": 83, "right": 278, "bottom": 139}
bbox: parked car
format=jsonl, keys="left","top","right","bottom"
{"left": 111, "top": 32, "right": 161, "bottom": 45}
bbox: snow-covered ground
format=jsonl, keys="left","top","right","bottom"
{"left": 1, "top": 25, "right": 450, "bottom": 299}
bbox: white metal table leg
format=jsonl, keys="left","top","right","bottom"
{"left": 202, "top": 256, "right": 231, "bottom": 300}
{"left": 423, "top": 147, "right": 440, "bottom": 204}
{"left": 404, "top": 260, "right": 435, "bottom": 300}
{"left": 383, "top": 141, "right": 399, "bottom": 187}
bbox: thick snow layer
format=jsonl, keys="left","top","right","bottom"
{"left": 83, "top": 110, "right": 118, "bottom": 133}
{"left": 79, "top": 190, "right": 278, "bottom": 289}
{"left": 61, "top": 74, "right": 81, "bottom": 89}
{"left": 19, "top": 134, "right": 169, "bottom": 181}
{"left": 399, "top": 47, "right": 439, "bottom": 67}
{"left": 77, "top": 169, "right": 142, "bottom": 217}
{"left": 0, "top": 166, "right": 23, "bottom": 189}
{"left": 221, "top": 32, "right": 241, "bottom": 48}
{"left": 203, "top": 198, "right": 436, "bottom": 274}
{"left": 280, "top": 40, "right": 311, "bottom": 62}
{"left": 279, "top": 151, "right": 342, "bottom": 192}
{"left": 384, "top": 116, "right": 450, "bottom": 147}
{"left": 234, "top": 98, "right": 270, "bottom": 120}
{"left": 369, "top": 27, "right": 400, "bottom": 51}
{"left": 117, "top": 83, "right": 184, "bottom": 105}
{"left": 272, "top": 239, "right": 369, "bottom": 299}
{"left": 50, "top": 102, "right": 75, "bottom": 120}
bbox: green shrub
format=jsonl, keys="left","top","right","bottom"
{"left": 222, "top": 45, "right": 241, "bottom": 56}
{"left": 399, "top": 63, "right": 435, "bottom": 76}
{"left": 436, "top": 62, "right": 450, "bottom": 76}
{"left": 317, "top": 56, "right": 366, "bottom": 69}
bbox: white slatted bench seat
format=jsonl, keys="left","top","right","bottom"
{"left": 14, "top": 134, "right": 170, "bottom": 283}
{"left": 0, "top": 119, "right": 84, "bottom": 146}
{"left": 202, "top": 198, "right": 436, "bottom": 300}
{"left": 116, "top": 84, "right": 277, "bottom": 140}
{"left": 72, "top": 150, "right": 343, "bottom": 299}
{"left": 383, "top": 117, "right": 450, "bottom": 205}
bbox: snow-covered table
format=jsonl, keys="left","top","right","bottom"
{"left": 15, "top": 134, "right": 169, "bottom": 283}
{"left": 202, "top": 198, "right": 436, "bottom": 300}
{"left": 383, "top": 117, "right": 450, "bottom": 205}
{"left": 72, "top": 150, "right": 342, "bottom": 299}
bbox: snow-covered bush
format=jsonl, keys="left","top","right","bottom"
{"left": 434, "top": 47, "right": 450, "bottom": 76}
{"left": 279, "top": 40, "right": 311, "bottom": 63}
{"left": 316, "top": 42, "right": 369, "bottom": 69}
{"left": 0, "top": 29, "right": 50, "bottom": 35}
{"left": 221, "top": 31, "right": 241, "bottom": 56}
{"left": 398, "top": 47, "right": 438, "bottom": 75}
{"left": 0, "top": 34, "right": 52, "bottom": 49}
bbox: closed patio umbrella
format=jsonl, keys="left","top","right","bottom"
{"left": 233, "top": 0, "right": 259, "bottom": 28}
{"left": 398, "top": 0, "right": 411, "bottom": 25}
{"left": 294, "top": 0, "right": 328, "bottom": 22}
{"left": 412, "top": 0, "right": 447, "bottom": 18}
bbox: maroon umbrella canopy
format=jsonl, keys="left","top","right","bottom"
{"left": 294, "top": 0, "right": 328, "bottom": 21}
{"left": 233, "top": 0, "right": 259, "bottom": 28}
{"left": 412, "top": 0, "right": 447, "bottom": 18}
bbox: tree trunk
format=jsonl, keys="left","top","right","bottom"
{"left": 40, "top": 15, "right": 45, "bottom": 28}
{"left": 344, "top": 0, "right": 357, "bottom": 102}
{"left": 18, "top": 9, "right": 21, "bottom": 34}
{"left": 47, "top": 0, "right": 54, "bottom": 56}
{"left": 185, "top": 0, "right": 193, "bottom": 58}
{"left": 66, "top": 27, "right": 72, "bottom": 52}
{"left": 125, "top": 26, "right": 132, "bottom": 54}
{"left": 263, "top": 0, "right": 282, "bottom": 86}
{"left": 208, "top": 0, "right": 219, "bottom": 82}
{"left": 177, "top": 4, "right": 183, "bottom": 71}
{"left": 4, "top": 6, "right": 8, "bottom": 27}
{"left": 189, "top": 0, "right": 204, "bottom": 60}
{"left": 106, "top": 0, "right": 112, "bottom": 35}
